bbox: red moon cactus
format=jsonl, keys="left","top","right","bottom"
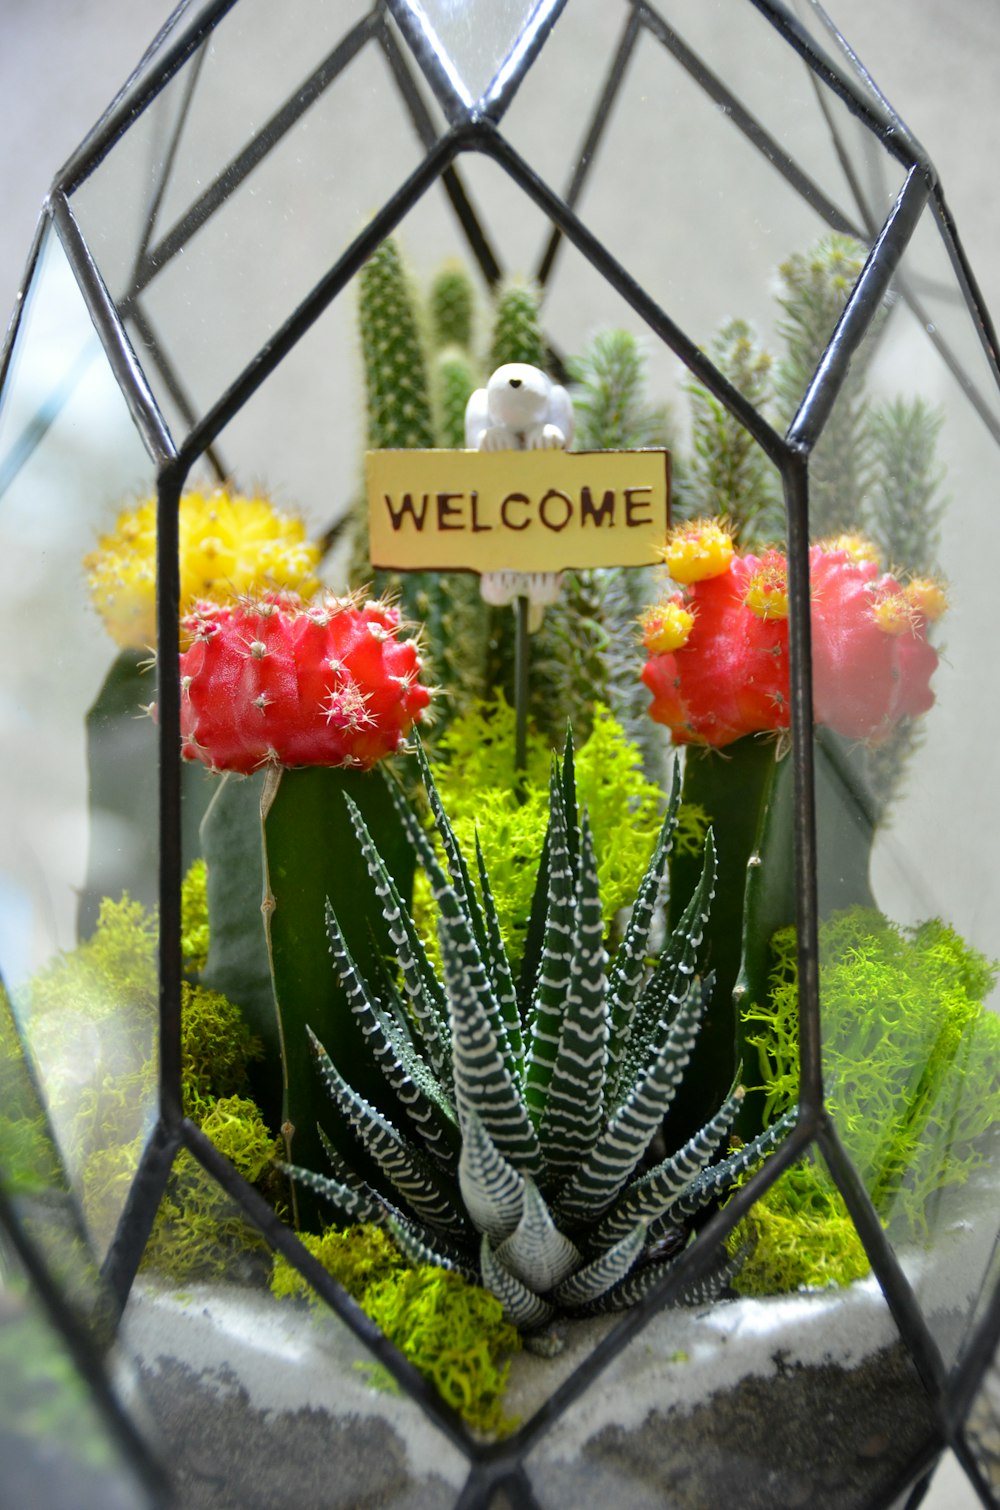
{"left": 178, "top": 591, "right": 431, "bottom": 774}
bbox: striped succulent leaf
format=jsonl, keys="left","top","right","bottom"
{"left": 289, "top": 741, "right": 793, "bottom": 1332}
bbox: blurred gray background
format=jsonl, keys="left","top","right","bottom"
{"left": 0, "top": 4, "right": 997, "bottom": 1506}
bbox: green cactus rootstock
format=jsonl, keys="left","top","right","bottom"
{"left": 280, "top": 740, "right": 791, "bottom": 1331}
{"left": 671, "top": 732, "right": 881, "bottom": 1141}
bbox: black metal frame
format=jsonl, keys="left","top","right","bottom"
{"left": 3, "top": 2, "right": 1000, "bottom": 1506}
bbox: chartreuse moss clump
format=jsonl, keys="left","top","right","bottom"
{"left": 728, "top": 907, "right": 1000, "bottom": 1293}
{"left": 411, "top": 701, "right": 665, "bottom": 970}
{"left": 180, "top": 858, "right": 211, "bottom": 975}
{"left": 271, "top": 1225, "right": 519, "bottom": 1435}
{"left": 21, "top": 889, "right": 278, "bottom": 1275}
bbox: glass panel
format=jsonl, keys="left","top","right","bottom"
{"left": 523, "top": 1242, "right": 936, "bottom": 1508}
{"left": 965, "top": 1349, "right": 1000, "bottom": 1507}
{"left": 0, "top": 227, "right": 160, "bottom": 1261}
{"left": 0, "top": 1250, "right": 160, "bottom": 1510}
{"left": 507, "top": 20, "right": 904, "bottom": 407}
{"left": 0, "top": 983, "right": 114, "bottom": 1347}
{"left": 120, "top": 1184, "right": 470, "bottom": 1507}
{"left": 795, "top": 200, "right": 1000, "bottom": 1371}
{"left": 70, "top": 0, "right": 425, "bottom": 436}
{"left": 924, "top": 1448, "right": 988, "bottom": 1510}
{"left": 409, "top": 0, "right": 544, "bottom": 104}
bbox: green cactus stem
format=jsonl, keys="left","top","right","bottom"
{"left": 429, "top": 261, "right": 476, "bottom": 352}
{"left": 354, "top": 238, "right": 489, "bottom": 726}
{"left": 434, "top": 344, "right": 478, "bottom": 449}
{"left": 489, "top": 279, "right": 547, "bottom": 371}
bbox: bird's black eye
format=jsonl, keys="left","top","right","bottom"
{"left": 509, "top": 377, "right": 522, "bottom": 389}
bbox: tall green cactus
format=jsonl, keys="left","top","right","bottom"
{"left": 489, "top": 279, "right": 547, "bottom": 370}
{"left": 683, "top": 319, "right": 783, "bottom": 547}
{"left": 429, "top": 260, "right": 476, "bottom": 351}
{"left": 774, "top": 234, "right": 879, "bottom": 538}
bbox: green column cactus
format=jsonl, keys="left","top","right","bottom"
{"left": 354, "top": 238, "right": 488, "bottom": 724}
{"left": 429, "top": 260, "right": 476, "bottom": 352}
{"left": 489, "top": 279, "right": 547, "bottom": 370}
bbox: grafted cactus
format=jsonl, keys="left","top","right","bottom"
{"left": 282, "top": 742, "right": 791, "bottom": 1329}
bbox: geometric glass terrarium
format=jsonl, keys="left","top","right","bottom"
{"left": 2, "top": 3, "right": 999, "bottom": 1507}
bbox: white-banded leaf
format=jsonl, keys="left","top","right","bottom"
{"left": 342, "top": 795, "right": 451, "bottom": 1084}
{"left": 474, "top": 831, "right": 523, "bottom": 1076}
{"left": 437, "top": 890, "right": 543, "bottom": 1176}
{"left": 604, "top": 763, "right": 681, "bottom": 1055}
{"left": 523, "top": 761, "right": 577, "bottom": 1118}
{"left": 551, "top": 1220, "right": 646, "bottom": 1308}
{"left": 582, "top": 1234, "right": 749, "bottom": 1315}
{"left": 553, "top": 979, "right": 709, "bottom": 1227}
{"left": 656, "top": 1108, "right": 796, "bottom": 1235}
{"left": 591, "top": 1085, "right": 745, "bottom": 1251}
{"left": 276, "top": 1161, "right": 382, "bottom": 1224}
{"left": 307, "top": 1026, "right": 466, "bottom": 1237}
{"left": 538, "top": 813, "right": 609, "bottom": 1177}
{"left": 458, "top": 1109, "right": 525, "bottom": 1241}
{"left": 385, "top": 1210, "right": 481, "bottom": 1284}
{"left": 324, "top": 901, "right": 457, "bottom": 1166}
{"left": 494, "top": 1177, "right": 580, "bottom": 1293}
{"left": 480, "top": 1234, "right": 556, "bottom": 1331}
{"left": 415, "top": 739, "right": 491, "bottom": 962}
{"left": 609, "top": 833, "right": 717, "bottom": 1109}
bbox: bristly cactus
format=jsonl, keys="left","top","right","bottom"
{"left": 281, "top": 740, "right": 791, "bottom": 1330}
{"left": 429, "top": 261, "right": 476, "bottom": 352}
{"left": 489, "top": 279, "right": 547, "bottom": 371}
{"left": 177, "top": 590, "right": 431, "bottom": 773}
{"left": 354, "top": 237, "right": 489, "bottom": 722}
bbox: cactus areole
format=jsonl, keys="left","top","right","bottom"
{"left": 176, "top": 591, "right": 431, "bottom": 774}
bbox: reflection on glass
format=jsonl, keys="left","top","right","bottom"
{"left": 785, "top": 205, "right": 1000, "bottom": 1369}
{"left": 407, "top": 0, "right": 544, "bottom": 105}
{"left": 0, "top": 227, "right": 159, "bottom": 1263}
{"left": 71, "top": 0, "right": 425, "bottom": 436}
{"left": 966, "top": 1352, "right": 1000, "bottom": 1504}
{"left": 0, "top": 1249, "right": 158, "bottom": 1510}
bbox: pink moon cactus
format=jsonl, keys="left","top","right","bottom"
{"left": 641, "top": 523, "right": 944, "bottom": 748}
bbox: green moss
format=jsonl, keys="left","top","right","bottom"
{"left": 181, "top": 859, "right": 211, "bottom": 975}
{"left": 743, "top": 906, "right": 1000, "bottom": 1244}
{"left": 19, "top": 892, "right": 278, "bottom": 1270}
{"left": 196, "top": 1094, "right": 277, "bottom": 1183}
{"left": 271, "top": 1225, "right": 520, "bottom": 1435}
{"left": 364, "top": 1267, "right": 519, "bottom": 1436}
{"left": 181, "top": 982, "right": 263, "bottom": 1113}
{"left": 727, "top": 1159, "right": 871, "bottom": 1295}
{"left": 271, "top": 1223, "right": 405, "bottom": 1303}
{"left": 141, "top": 1146, "right": 271, "bottom": 1283}
{"left": 414, "top": 701, "right": 664, "bottom": 967}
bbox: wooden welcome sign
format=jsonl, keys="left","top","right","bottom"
{"left": 365, "top": 448, "right": 671, "bottom": 574}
